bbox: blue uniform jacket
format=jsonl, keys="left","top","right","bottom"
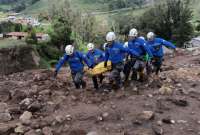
{"left": 147, "top": 38, "right": 176, "bottom": 57}
{"left": 128, "top": 38, "right": 153, "bottom": 58}
{"left": 105, "top": 41, "right": 139, "bottom": 64}
{"left": 55, "top": 51, "right": 92, "bottom": 73}
{"left": 86, "top": 49, "right": 105, "bottom": 66}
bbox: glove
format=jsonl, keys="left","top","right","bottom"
{"left": 54, "top": 70, "right": 58, "bottom": 78}
{"left": 104, "top": 61, "right": 107, "bottom": 68}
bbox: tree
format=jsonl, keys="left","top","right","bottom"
{"left": 139, "top": 0, "right": 194, "bottom": 47}
{"left": 49, "top": 0, "right": 73, "bottom": 50}
{"left": 25, "top": 25, "right": 38, "bottom": 44}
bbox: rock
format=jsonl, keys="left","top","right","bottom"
{"left": 147, "top": 94, "right": 153, "bottom": 98}
{"left": 24, "top": 130, "right": 38, "bottom": 135}
{"left": 102, "top": 112, "right": 109, "bottom": 118}
{"left": 87, "top": 131, "right": 99, "bottom": 135}
{"left": 28, "top": 101, "right": 42, "bottom": 112}
{"left": 171, "top": 99, "right": 188, "bottom": 107}
{"left": 0, "top": 113, "right": 12, "bottom": 122}
{"left": 97, "top": 116, "right": 103, "bottom": 121}
{"left": 138, "top": 111, "right": 154, "bottom": 121}
{"left": 159, "top": 86, "right": 173, "bottom": 95}
{"left": 14, "top": 124, "right": 26, "bottom": 133}
{"left": 0, "top": 102, "right": 8, "bottom": 113}
{"left": 176, "top": 83, "right": 182, "bottom": 87}
{"left": 66, "top": 115, "right": 72, "bottom": 121}
{"left": 20, "top": 98, "right": 33, "bottom": 110}
{"left": 157, "top": 121, "right": 163, "bottom": 126}
{"left": 71, "top": 95, "right": 78, "bottom": 101}
{"left": 39, "top": 89, "right": 51, "bottom": 95}
{"left": 197, "top": 121, "right": 200, "bottom": 124}
{"left": 42, "top": 127, "right": 53, "bottom": 135}
{"left": 20, "top": 111, "right": 32, "bottom": 124}
{"left": 8, "top": 106, "right": 21, "bottom": 114}
{"left": 152, "top": 126, "right": 164, "bottom": 135}
{"left": 0, "top": 123, "right": 15, "bottom": 135}
{"left": 162, "top": 117, "right": 175, "bottom": 124}
{"left": 55, "top": 115, "right": 66, "bottom": 123}
{"left": 177, "top": 120, "right": 187, "bottom": 124}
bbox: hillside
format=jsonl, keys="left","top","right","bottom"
{"left": 1, "top": 48, "right": 200, "bottom": 134}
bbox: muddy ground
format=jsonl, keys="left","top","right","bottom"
{"left": 0, "top": 49, "right": 200, "bottom": 135}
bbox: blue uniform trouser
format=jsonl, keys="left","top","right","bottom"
{"left": 152, "top": 57, "right": 163, "bottom": 75}
{"left": 71, "top": 71, "right": 85, "bottom": 89}
{"left": 110, "top": 62, "right": 124, "bottom": 87}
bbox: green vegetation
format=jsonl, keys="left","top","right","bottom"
{"left": 0, "top": 39, "right": 26, "bottom": 48}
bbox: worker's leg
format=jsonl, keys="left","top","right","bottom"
{"left": 74, "top": 71, "right": 86, "bottom": 89}
{"left": 92, "top": 76, "right": 99, "bottom": 90}
{"left": 123, "top": 60, "right": 132, "bottom": 81}
{"left": 132, "top": 60, "right": 139, "bottom": 81}
{"left": 71, "top": 72, "right": 80, "bottom": 89}
{"left": 138, "top": 61, "right": 146, "bottom": 82}
{"left": 98, "top": 74, "right": 104, "bottom": 84}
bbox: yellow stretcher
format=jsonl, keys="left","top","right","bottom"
{"left": 86, "top": 61, "right": 112, "bottom": 76}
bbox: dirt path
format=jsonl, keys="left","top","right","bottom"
{"left": 0, "top": 50, "right": 200, "bottom": 135}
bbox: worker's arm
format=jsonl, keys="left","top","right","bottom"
{"left": 160, "top": 38, "right": 176, "bottom": 49}
{"left": 80, "top": 52, "right": 93, "bottom": 68}
{"left": 54, "top": 54, "right": 68, "bottom": 77}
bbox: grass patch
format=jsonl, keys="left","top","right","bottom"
{"left": 0, "top": 39, "right": 27, "bottom": 48}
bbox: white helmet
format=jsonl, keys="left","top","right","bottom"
{"left": 87, "top": 43, "right": 94, "bottom": 51}
{"left": 106, "top": 32, "right": 116, "bottom": 42}
{"left": 129, "top": 28, "right": 138, "bottom": 37}
{"left": 124, "top": 42, "right": 128, "bottom": 48}
{"left": 147, "top": 32, "right": 155, "bottom": 41}
{"left": 65, "top": 45, "right": 74, "bottom": 55}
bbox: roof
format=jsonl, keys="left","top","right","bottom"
{"left": 6, "top": 32, "right": 48, "bottom": 38}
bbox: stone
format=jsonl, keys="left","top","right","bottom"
{"left": 0, "top": 123, "right": 16, "bottom": 135}
{"left": 177, "top": 120, "right": 187, "bottom": 124}
{"left": 148, "top": 94, "right": 153, "bottom": 98}
{"left": 42, "top": 127, "right": 53, "bottom": 135}
{"left": 28, "top": 101, "right": 42, "bottom": 112}
{"left": 71, "top": 95, "right": 78, "bottom": 101}
{"left": 24, "top": 130, "right": 38, "bottom": 135}
{"left": 162, "top": 117, "right": 175, "bottom": 124}
{"left": 171, "top": 99, "right": 188, "bottom": 107}
{"left": 87, "top": 131, "right": 99, "bottom": 135}
{"left": 20, "top": 111, "right": 32, "bottom": 123}
{"left": 0, "top": 113, "right": 12, "bottom": 122}
{"left": 0, "top": 103, "right": 8, "bottom": 113}
{"left": 138, "top": 111, "right": 154, "bottom": 121}
{"left": 97, "top": 116, "right": 103, "bottom": 121}
{"left": 157, "top": 121, "right": 163, "bottom": 126}
{"left": 66, "top": 115, "right": 72, "bottom": 121}
{"left": 152, "top": 126, "right": 164, "bottom": 135}
{"left": 55, "top": 115, "right": 66, "bottom": 123}
{"left": 102, "top": 112, "right": 109, "bottom": 118}
{"left": 159, "top": 86, "right": 173, "bottom": 95}
{"left": 14, "top": 124, "right": 26, "bottom": 133}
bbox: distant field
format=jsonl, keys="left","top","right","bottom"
{"left": 0, "top": 39, "right": 26, "bottom": 48}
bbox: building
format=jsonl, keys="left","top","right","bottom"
{"left": 0, "top": 34, "right": 3, "bottom": 39}
{"left": 6, "top": 32, "right": 49, "bottom": 41}
{"left": 184, "top": 36, "right": 200, "bottom": 48}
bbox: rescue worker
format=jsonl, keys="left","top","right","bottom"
{"left": 125, "top": 28, "right": 153, "bottom": 82}
{"left": 54, "top": 45, "right": 93, "bottom": 89}
{"left": 86, "top": 43, "right": 105, "bottom": 90}
{"left": 104, "top": 32, "right": 139, "bottom": 89}
{"left": 146, "top": 32, "right": 176, "bottom": 76}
